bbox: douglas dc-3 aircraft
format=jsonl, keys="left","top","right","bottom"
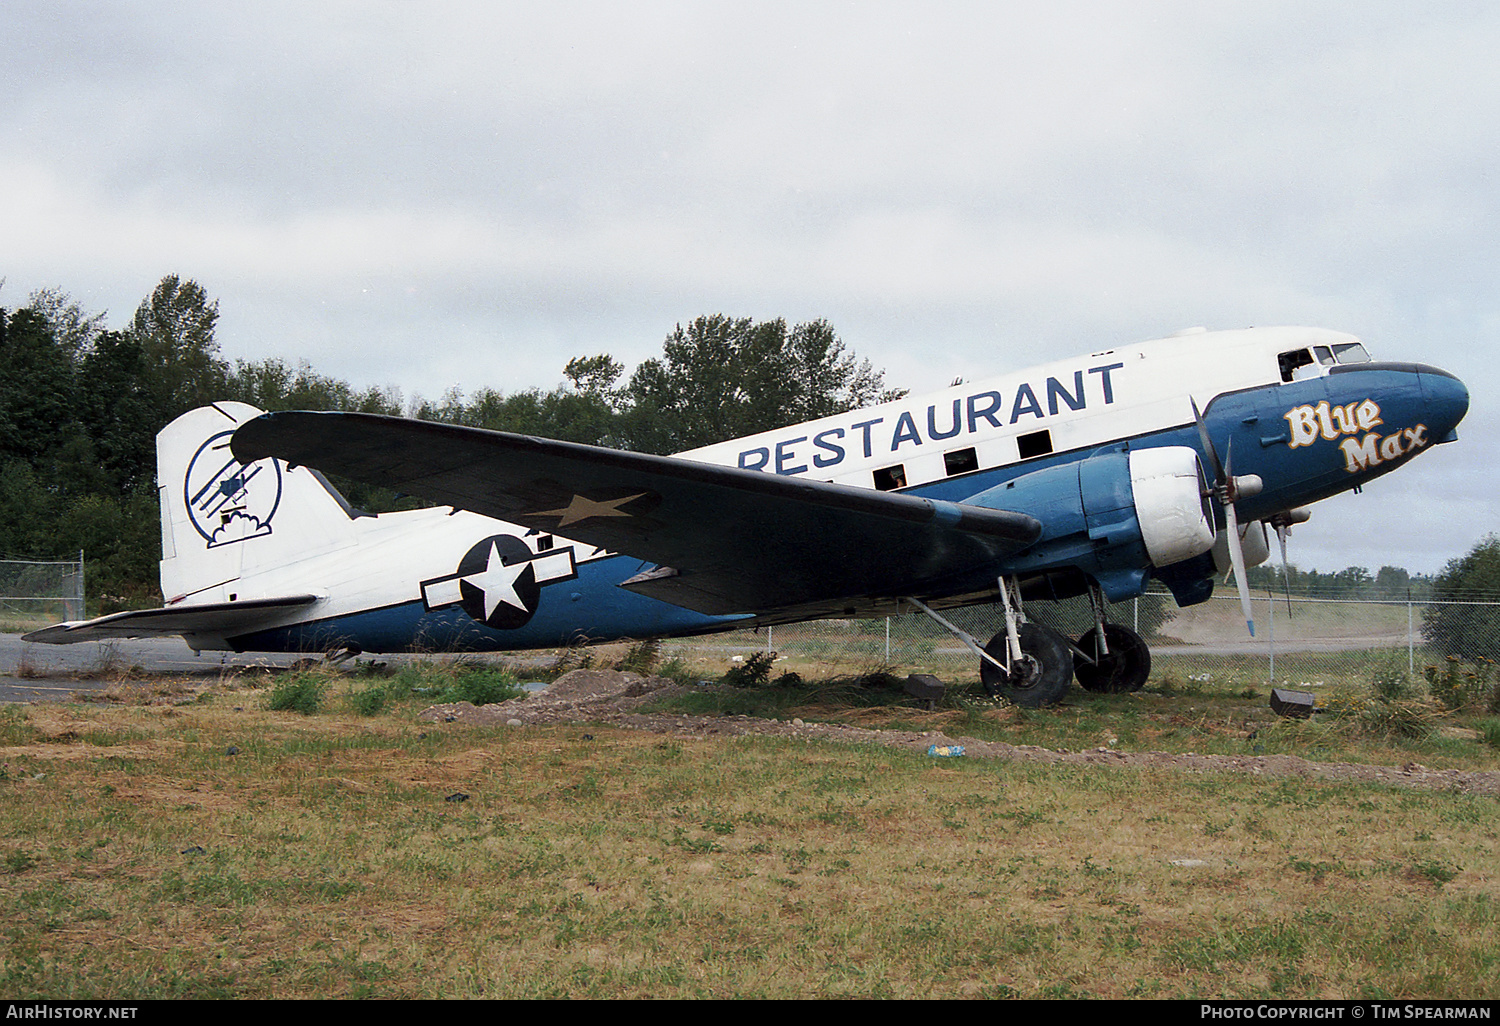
{"left": 26, "top": 326, "right": 1469, "bottom": 706}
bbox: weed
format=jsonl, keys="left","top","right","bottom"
{"left": 1478, "top": 719, "right": 1500, "bottom": 750}
{"left": 1370, "top": 659, "right": 1418, "bottom": 703}
{"left": 1424, "top": 657, "right": 1497, "bottom": 713}
{"left": 615, "top": 638, "right": 661, "bottom": 675}
{"left": 1410, "top": 859, "right": 1460, "bottom": 887}
{"left": 552, "top": 644, "right": 596, "bottom": 674}
{"left": 438, "top": 667, "right": 524, "bottom": 706}
{"left": 1357, "top": 698, "right": 1440, "bottom": 741}
{"left": 0, "top": 707, "right": 35, "bottom": 745}
{"left": 3, "top": 850, "right": 38, "bottom": 874}
{"left": 347, "top": 682, "right": 392, "bottom": 717}
{"left": 267, "top": 673, "right": 327, "bottom": 714}
{"left": 724, "top": 651, "right": 777, "bottom": 688}
{"left": 655, "top": 652, "right": 695, "bottom": 685}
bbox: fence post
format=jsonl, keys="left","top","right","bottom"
{"left": 1407, "top": 595, "right": 1415, "bottom": 676}
{"left": 766, "top": 625, "right": 772, "bottom": 654}
{"left": 885, "top": 617, "right": 890, "bottom": 662}
{"left": 1267, "top": 588, "right": 1275, "bottom": 685}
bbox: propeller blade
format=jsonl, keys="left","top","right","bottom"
{"left": 1194, "top": 400, "right": 1257, "bottom": 638}
{"left": 1190, "top": 396, "right": 1226, "bottom": 484}
{"left": 1275, "top": 522, "right": 1294, "bottom": 616}
{"left": 1224, "top": 502, "right": 1256, "bottom": 637}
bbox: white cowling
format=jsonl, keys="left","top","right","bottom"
{"left": 1127, "top": 446, "right": 1217, "bottom": 568}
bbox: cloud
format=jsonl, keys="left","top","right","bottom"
{"left": 3, "top": 1, "right": 1496, "bottom": 568}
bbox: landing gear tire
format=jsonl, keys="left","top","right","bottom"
{"left": 980, "top": 623, "right": 1073, "bottom": 707}
{"left": 1073, "top": 624, "right": 1151, "bottom": 693}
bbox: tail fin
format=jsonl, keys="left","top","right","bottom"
{"left": 158, "top": 402, "right": 362, "bottom": 603}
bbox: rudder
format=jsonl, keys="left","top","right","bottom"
{"left": 158, "top": 402, "right": 360, "bottom": 603}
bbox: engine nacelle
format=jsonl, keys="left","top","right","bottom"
{"left": 961, "top": 445, "right": 1217, "bottom": 600}
{"left": 1211, "top": 521, "right": 1272, "bottom": 576}
{"left": 1127, "top": 446, "right": 1217, "bottom": 568}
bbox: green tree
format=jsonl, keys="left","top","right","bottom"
{"left": 1373, "top": 565, "right": 1412, "bottom": 600}
{"left": 23, "top": 287, "right": 106, "bottom": 359}
{"left": 618, "top": 316, "right": 903, "bottom": 453}
{"left": 226, "top": 357, "right": 403, "bottom": 416}
{"left": 563, "top": 354, "right": 624, "bottom": 398}
{"left": 76, "top": 331, "right": 158, "bottom": 495}
{"left": 0, "top": 307, "right": 79, "bottom": 470}
{"left": 1423, "top": 536, "right": 1500, "bottom": 661}
{"left": 411, "top": 383, "right": 620, "bottom": 448}
{"left": 127, "top": 274, "right": 227, "bottom": 419}
{"left": 0, "top": 461, "right": 60, "bottom": 558}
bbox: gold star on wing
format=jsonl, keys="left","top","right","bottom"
{"left": 534, "top": 492, "right": 647, "bottom": 527}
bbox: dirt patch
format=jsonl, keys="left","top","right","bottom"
{"left": 420, "top": 669, "right": 1500, "bottom": 797}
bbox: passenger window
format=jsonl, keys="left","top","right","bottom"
{"left": 943, "top": 447, "right": 978, "bottom": 476}
{"left": 873, "top": 465, "right": 907, "bottom": 491}
{"left": 1017, "top": 430, "right": 1053, "bottom": 460}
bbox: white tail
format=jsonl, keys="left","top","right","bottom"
{"left": 157, "top": 402, "right": 361, "bottom": 603}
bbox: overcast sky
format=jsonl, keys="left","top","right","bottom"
{"left": 3, "top": 2, "right": 1494, "bottom": 575}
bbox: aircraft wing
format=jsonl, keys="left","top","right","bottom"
{"left": 21, "top": 595, "right": 320, "bottom": 644}
{"left": 232, "top": 413, "right": 1041, "bottom": 616}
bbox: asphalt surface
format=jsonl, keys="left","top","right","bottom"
{"left": 0, "top": 633, "right": 305, "bottom": 702}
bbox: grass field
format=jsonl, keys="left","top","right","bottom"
{"left": 1, "top": 663, "right": 1498, "bottom": 999}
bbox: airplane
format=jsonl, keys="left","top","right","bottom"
{"left": 24, "top": 325, "right": 1469, "bottom": 707}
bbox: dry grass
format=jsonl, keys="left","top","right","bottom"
{"left": 0, "top": 682, "right": 1497, "bottom": 999}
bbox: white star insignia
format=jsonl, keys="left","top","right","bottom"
{"left": 460, "top": 541, "right": 530, "bottom": 620}
{"left": 534, "top": 492, "right": 647, "bottom": 527}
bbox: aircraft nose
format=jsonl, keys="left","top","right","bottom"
{"left": 1419, "top": 367, "right": 1469, "bottom": 441}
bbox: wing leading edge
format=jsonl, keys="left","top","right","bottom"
{"left": 231, "top": 412, "right": 1041, "bottom": 616}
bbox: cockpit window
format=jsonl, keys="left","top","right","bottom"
{"left": 1281, "top": 343, "right": 1371, "bottom": 382}
{"left": 1278, "top": 349, "right": 1315, "bottom": 382}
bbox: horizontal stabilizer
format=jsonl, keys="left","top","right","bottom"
{"left": 22, "top": 595, "right": 320, "bottom": 644}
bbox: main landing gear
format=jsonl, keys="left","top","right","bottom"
{"left": 1072, "top": 624, "right": 1151, "bottom": 694}
{"left": 978, "top": 621, "right": 1073, "bottom": 707}
{"left": 977, "top": 621, "right": 1150, "bottom": 705}
{"left": 905, "top": 578, "right": 1151, "bottom": 708}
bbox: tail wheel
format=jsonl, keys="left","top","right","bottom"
{"left": 980, "top": 622, "right": 1073, "bottom": 707}
{"left": 1073, "top": 624, "right": 1151, "bottom": 693}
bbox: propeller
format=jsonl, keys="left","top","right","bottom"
{"left": 1268, "top": 507, "right": 1312, "bottom": 616}
{"left": 1191, "top": 398, "right": 1263, "bottom": 637}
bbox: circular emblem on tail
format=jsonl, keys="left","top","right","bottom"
{"left": 183, "top": 431, "right": 284, "bottom": 548}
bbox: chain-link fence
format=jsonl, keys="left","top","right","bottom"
{"left": 689, "top": 591, "right": 1500, "bottom": 690}
{"left": 0, "top": 555, "right": 85, "bottom": 628}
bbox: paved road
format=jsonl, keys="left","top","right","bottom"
{"left": 0, "top": 635, "right": 541, "bottom": 703}
{"left": 0, "top": 634, "right": 306, "bottom": 702}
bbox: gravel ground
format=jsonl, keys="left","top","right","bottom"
{"left": 417, "top": 669, "right": 1500, "bottom": 797}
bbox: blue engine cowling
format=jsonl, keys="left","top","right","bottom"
{"left": 961, "top": 445, "right": 1216, "bottom": 602}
